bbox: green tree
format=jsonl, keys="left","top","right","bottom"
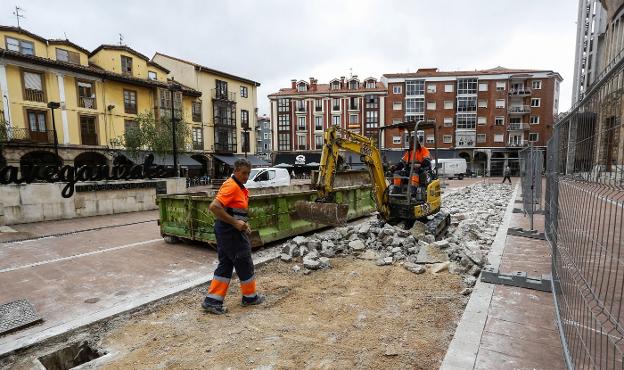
{"left": 111, "top": 111, "right": 191, "bottom": 161}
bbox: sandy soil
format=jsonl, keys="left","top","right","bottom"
{"left": 96, "top": 257, "right": 466, "bottom": 370}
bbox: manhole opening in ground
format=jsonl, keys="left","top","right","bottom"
{"left": 37, "top": 341, "right": 105, "bottom": 370}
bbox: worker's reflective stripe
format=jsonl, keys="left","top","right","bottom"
{"left": 393, "top": 177, "right": 402, "bottom": 186}
{"left": 207, "top": 276, "right": 230, "bottom": 301}
{"left": 240, "top": 275, "right": 256, "bottom": 297}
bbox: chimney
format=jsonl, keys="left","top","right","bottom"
{"left": 340, "top": 76, "right": 345, "bottom": 89}
{"left": 310, "top": 77, "right": 317, "bottom": 91}
{"left": 291, "top": 79, "right": 297, "bottom": 89}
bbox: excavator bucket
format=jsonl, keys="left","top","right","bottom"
{"left": 295, "top": 201, "right": 349, "bottom": 226}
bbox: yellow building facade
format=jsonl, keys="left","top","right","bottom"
{"left": 0, "top": 25, "right": 202, "bottom": 173}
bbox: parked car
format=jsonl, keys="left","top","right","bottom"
{"left": 245, "top": 167, "right": 291, "bottom": 188}
{"left": 434, "top": 158, "right": 467, "bottom": 180}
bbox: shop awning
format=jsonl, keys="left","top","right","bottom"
{"left": 213, "top": 154, "right": 237, "bottom": 167}
{"left": 116, "top": 151, "right": 204, "bottom": 168}
{"left": 213, "top": 154, "right": 270, "bottom": 167}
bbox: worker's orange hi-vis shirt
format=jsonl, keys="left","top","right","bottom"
{"left": 402, "top": 146, "right": 430, "bottom": 162}
{"left": 215, "top": 177, "right": 249, "bottom": 209}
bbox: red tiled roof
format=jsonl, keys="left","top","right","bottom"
{"left": 383, "top": 67, "right": 560, "bottom": 78}
{"left": 91, "top": 45, "right": 170, "bottom": 73}
{"left": 48, "top": 39, "right": 90, "bottom": 55}
{"left": 268, "top": 82, "right": 387, "bottom": 97}
{"left": 0, "top": 25, "right": 47, "bottom": 43}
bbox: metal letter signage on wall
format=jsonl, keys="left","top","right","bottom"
{"left": 0, "top": 154, "right": 175, "bottom": 198}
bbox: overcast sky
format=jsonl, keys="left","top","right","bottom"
{"left": 1, "top": 0, "right": 578, "bottom": 116}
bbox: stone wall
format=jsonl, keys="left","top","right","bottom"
{"left": 0, "top": 178, "right": 186, "bottom": 225}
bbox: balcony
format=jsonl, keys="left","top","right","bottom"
{"left": 507, "top": 139, "right": 526, "bottom": 147}
{"left": 211, "top": 89, "right": 237, "bottom": 102}
{"left": 214, "top": 117, "right": 236, "bottom": 127}
{"left": 79, "top": 96, "right": 96, "bottom": 109}
{"left": 508, "top": 88, "right": 532, "bottom": 97}
{"left": 508, "top": 105, "right": 531, "bottom": 114}
{"left": 1, "top": 127, "right": 54, "bottom": 143}
{"left": 349, "top": 104, "right": 359, "bottom": 111}
{"left": 192, "top": 141, "right": 203, "bottom": 150}
{"left": 315, "top": 106, "right": 323, "bottom": 112}
{"left": 214, "top": 142, "right": 237, "bottom": 153}
{"left": 507, "top": 123, "right": 530, "bottom": 131}
{"left": 24, "top": 89, "right": 45, "bottom": 102}
{"left": 296, "top": 106, "right": 306, "bottom": 113}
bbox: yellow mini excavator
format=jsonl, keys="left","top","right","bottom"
{"left": 295, "top": 120, "right": 450, "bottom": 237}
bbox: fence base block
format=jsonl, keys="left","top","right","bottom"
{"left": 512, "top": 208, "right": 545, "bottom": 215}
{"left": 507, "top": 227, "right": 546, "bottom": 240}
{"left": 481, "top": 266, "right": 552, "bottom": 292}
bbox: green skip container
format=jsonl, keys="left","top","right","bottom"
{"left": 157, "top": 181, "right": 375, "bottom": 248}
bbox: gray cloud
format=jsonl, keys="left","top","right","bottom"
{"left": 1, "top": 0, "right": 577, "bottom": 115}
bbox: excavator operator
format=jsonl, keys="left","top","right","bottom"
{"left": 391, "top": 136, "right": 432, "bottom": 194}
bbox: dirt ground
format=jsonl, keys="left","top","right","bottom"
{"left": 90, "top": 257, "right": 466, "bottom": 370}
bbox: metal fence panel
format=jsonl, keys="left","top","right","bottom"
{"left": 547, "top": 55, "right": 624, "bottom": 369}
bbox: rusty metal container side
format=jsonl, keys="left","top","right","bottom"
{"left": 157, "top": 184, "right": 375, "bottom": 248}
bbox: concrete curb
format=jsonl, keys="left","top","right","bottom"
{"left": 0, "top": 251, "right": 280, "bottom": 359}
{"left": 439, "top": 183, "right": 519, "bottom": 370}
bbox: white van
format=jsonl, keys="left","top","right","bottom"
{"left": 434, "top": 158, "right": 467, "bottom": 180}
{"left": 245, "top": 167, "right": 291, "bottom": 188}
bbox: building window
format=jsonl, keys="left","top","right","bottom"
{"left": 296, "top": 100, "right": 306, "bottom": 112}
{"left": 297, "top": 134, "right": 307, "bottom": 150}
{"left": 477, "top": 116, "right": 487, "bottom": 125}
{"left": 121, "top": 55, "right": 133, "bottom": 75}
{"left": 241, "top": 110, "right": 249, "bottom": 129}
{"left": 192, "top": 101, "right": 202, "bottom": 122}
{"left": 298, "top": 116, "right": 306, "bottom": 130}
{"left": 216, "top": 79, "right": 229, "bottom": 99}
{"left": 456, "top": 114, "right": 476, "bottom": 129}
{"left": 332, "top": 98, "right": 341, "bottom": 111}
{"left": 315, "top": 116, "right": 323, "bottom": 130}
{"left": 26, "top": 109, "right": 47, "bottom": 133}
{"left": 315, "top": 99, "right": 323, "bottom": 111}
{"left": 349, "top": 97, "right": 359, "bottom": 110}
{"left": 56, "top": 48, "right": 80, "bottom": 64}
{"left": 365, "top": 111, "right": 378, "bottom": 128}
{"left": 240, "top": 86, "right": 248, "bottom": 98}
{"left": 123, "top": 90, "right": 137, "bottom": 114}
{"left": 529, "top": 133, "right": 539, "bottom": 142}
{"left": 426, "top": 84, "right": 437, "bottom": 93}
{"left": 393, "top": 136, "right": 401, "bottom": 144}
{"left": 457, "top": 97, "right": 477, "bottom": 112}
{"left": 315, "top": 135, "right": 324, "bottom": 149}
{"left": 478, "top": 83, "right": 488, "bottom": 92}
{"left": 532, "top": 80, "right": 542, "bottom": 89}
{"left": 496, "top": 81, "right": 506, "bottom": 91}
{"left": 392, "top": 119, "right": 401, "bottom": 125}
{"left": 148, "top": 71, "right": 157, "bottom": 80}
{"left": 393, "top": 102, "right": 402, "bottom": 110}
{"left": 79, "top": 115, "right": 98, "bottom": 145}
{"left": 495, "top": 99, "right": 505, "bottom": 109}
{"left": 495, "top": 116, "right": 505, "bottom": 126}
{"left": 365, "top": 95, "right": 379, "bottom": 108}
{"left": 426, "top": 135, "right": 435, "bottom": 144}
{"left": 349, "top": 80, "right": 359, "bottom": 89}
{"left": 365, "top": 80, "right": 376, "bottom": 89}
{"left": 297, "top": 82, "right": 307, "bottom": 92}
{"left": 444, "top": 100, "right": 453, "bottom": 109}
{"left": 494, "top": 134, "right": 504, "bottom": 143}
{"left": 263, "top": 133, "right": 269, "bottom": 139}
{"left": 330, "top": 81, "right": 340, "bottom": 90}
{"left": 443, "top": 117, "right": 453, "bottom": 127}
{"left": 405, "top": 98, "right": 425, "bottom": 114}
{"left": 349, "top": 114, "right": 359, "bottom": 125}
{"left": 477, "top": 134, "right": 486, "bottom": 144}
{"left": 6, "top": 36, "right": 34, "bottom": 55}
{"left": 478, "top": 99, "right": 487, "bottom": 108}
{"left": 332, "top": 115, "right": 341, "bottom": 125}
{"left": 393, "top": 85, "right": 402, "bottom": 94}
{"left": 406, "top": 80, "right": 425, "bottom": 96}
{"left": 457, "top": 78, "right": 478, "bottom": 95}
{"left": 426, "top": 101, "right": 436, "bottom": 110}
{"left": 22, "top": 71, "right": 45, "bottom": 102}
{"left": 77, "top": 81, "right": 96, "bottom": 109}
{"left": 531, "top": 98, "right": 541, "bottom": 107}
{"left": 444, "top": 84, "right": 454, "bottom": 93}
{"left": 192, "top": 127, "right": 203, "bottom": 149}
{"left": 530, "top": 116, "right": 540, "bottom": 124}
{"left": 443, "top": 135, "right": 452, "bottom": 144}
{"left": 278, "top": 133, "right": 290, "bottom": 150}
{"left": 277, "top": 115, "right": 290, "bottom": 130}
{"left": 278, "top": 98, "right": 290, "bottom": 112}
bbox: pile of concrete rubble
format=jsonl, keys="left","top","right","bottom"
{"left": 279, "top": 183, "right": 513, "bottom": 294}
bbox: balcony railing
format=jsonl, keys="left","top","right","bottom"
{"left": 24, "top": 89, "right": 45, "bottom": 102}
{"left": 79, "top": 96, "right": 96, "bottom": 109}
{"left": 315, "top": 106, "right": 323, "bottom": 112}
{"left": 211, "top": 89, "right": 237, "bottom": 102}
{"left": 349, "top": 104, "right": 359, "bottom": 110}
{"left": 1, "top": 127, "right": 54, "bottom": 143}
{"left": 214, "top": 142, "right": 237, "bottom": 153}
{"left": 192, "top": 141, "right": 203, "bottom": 150}
{"left": 332, "top": 105, "right": 340, "bottom": 111}
{"left": 507, "top": 123, "right": 530, "bottom": 131}
{"left": 214, "top": 117, "right": 236, "bottom": 127}
{"left": 507, "top": 139, "right": 526, "bottom": 147}
{"left": 508, "top": 105, "right": 531, "bottom": 114}
{"left": 508, "top": 88, "right": 532, "bottom": 97}
{"left": 296, "top": 106, "right": 306, "bottom": 112}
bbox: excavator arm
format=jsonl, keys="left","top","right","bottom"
{"left": 296, "top": 126, "right": 390, "bottom": 225}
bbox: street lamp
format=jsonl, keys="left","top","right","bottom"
{"left": 47, "top": 101, "right": 61, "bottom": 163}
{"left": 168, "top": 80, "right": 182, "bottom": 177}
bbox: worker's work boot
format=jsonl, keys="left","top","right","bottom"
{"left": 241, "top": 294, "right": 265, "bottom": 307}
{"left": 202, "top": 297, "right": 228, "bottom": 315}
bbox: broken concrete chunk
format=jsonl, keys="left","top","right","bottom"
{"left": 292, "top": 236, "right": 307, "bottom": 246}
{"left": 463, "top": 275, "right": 477, "bottom": 288}
{"left": 280, "top": 254, "right": 292, "bottom": 262}
{"left": 358, "top": 223, "right": 370, "bottom": 234}
{"left": 404, "top": 262, "right": 426, "bottom": 274}
{"left": 431, "top": 261, "right": 451, "bottom": 274}
{"left": 318, "top": 257, "right": 331, "bottom": 269}
{"left": 433, "top": 239, "right": 450, "bottom": 249}
{"left": 375, "top": 257, "right": 393, "bottom": 266}
{"left": 303, "top": 258, "right": 321, "bottom": 270}
{"left": 358, "top": 249, "right": 380, "bottom": 260}
{"left": 348, "top": 240, "right": 366, "bottom": 251}
{"left": 292, "top": 265, "right": 301, "bottom": 273}
{"left": 409, "top": 221, "right": 426, "bottom": 238}
{"left": 416, "top": 244, "right": 450, "bottom": 264}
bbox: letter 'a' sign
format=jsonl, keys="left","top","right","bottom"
{"left": 0, "top": 154, "right": 174, "bottom": 198}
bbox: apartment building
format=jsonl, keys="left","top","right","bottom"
{"left": 255, "top": 115, "right": 272, "bottom": 159}
{"left": 268, "top": 76, "right": 387, "bottom": 166}
{"left": 0, "top": 25, "right": 203, "bottom": 173}
{"left": 152, "top": 53, "right": 264, "bottom": 178}
{"left": 381, "top": 67, "right": 562, "bottom": 176}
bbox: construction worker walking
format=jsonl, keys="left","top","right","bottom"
{"left": 502, "top": 165, "right": 512, "bottom": 184}
{"left": 202, "top": 158, "right": 264, "bottom": 314}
